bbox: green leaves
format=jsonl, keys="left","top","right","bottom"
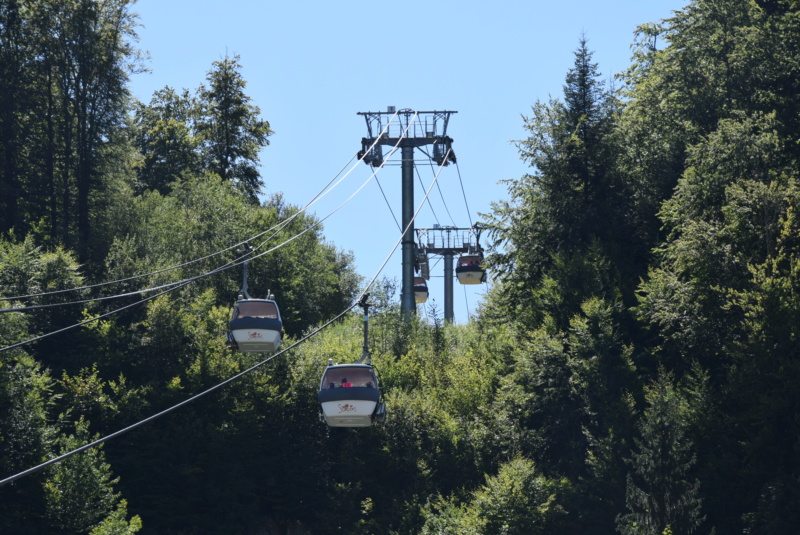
{"left": 421, "top": 457, "right": 571, "bottom": 535}
{"left": 89, "top": 500, "right": 141, "bottom": 535}
{"left": 4, "top": 0, "right": 800, "bottom": 532}
{"left": 44, "top": 419, "right": 121, "bottom": 533}
{"left": 131, "top": 87, "right": 202, "bottom": 194}
{"left": 131, "top": 54, "right": 272, "bottom": 203}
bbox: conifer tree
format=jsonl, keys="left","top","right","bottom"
{"left": 617, "top": 372, "right": 704, "bottom": 535}
{"left": 0, "top": 0, "right": 26, "bottom": 235}
{"left": 485, "top": 36, "right": 630, "bottom": 330}
{"left": 196, "top": 54, "right": 273, "bottom": 203}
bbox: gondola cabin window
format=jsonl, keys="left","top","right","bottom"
{"left": 235, "top": 301, "right": 279, "bottom": 319}
{"left": 458, "top": 255, "right": 482, "bottom": 268}
{"left": 323, "top": 368, "right": 377, "bottom": 388}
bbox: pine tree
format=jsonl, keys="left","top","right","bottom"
{"left": 617, "top": 371, "right": 704, "bottom": 535}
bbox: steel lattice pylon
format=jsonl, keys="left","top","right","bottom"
{"left": 414, "top": 225, "right": 483, "bottom": 322}
{"left": 357, "top": 108, "right": 458, "bottom": 317}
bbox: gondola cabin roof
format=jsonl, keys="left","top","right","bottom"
{"left": 228, "top": 299, "right": 283, "bottom": 353}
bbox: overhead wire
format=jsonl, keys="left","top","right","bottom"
{"left": 0, "top": 214, "right": 308, "bottom": 317}
{"left": 373, "top": 175, "right": 401, "bottom": 231}
{"left": 0, "top": 279, "right": 191, "bottom": 313}
{"left": 0, "top": 113, "right": 405, "bottom": 312}
{"left": 0, "top": 111, "right": 402, "bottom": 304}
{"left": 407, "top": 113, "right": 481, "bottom": 325}
{"left": 244, "top": 114, "right": 418, "bottom": 266}
{"left": 433, "top": 163, "right": 458, "bottom": 227}
{"left": 352, "top": 125, "right": 442, "bottom": 297}
{"left": 364, "top": 112, "right": 434, "bottom": 232}
{"left": 0, "top": 156, "right": 348, "bottom": 303}
{"left": 463, "top": 283, "right": 472, "bottom": 321}
{"left": 414, "top": 162, "right": 441, "bottom": 227}
{"left": 454, "top": 160, "right": 474, "bottom": 228}
{"left": 411, "top": 110, "right": 473, "bottom": 230}
{"left": 1, "top": 263, "right": 221, "bottom": 354}
{"left": 418, "top": 152, "right": 457, "bottom": 227}
{"left": 0, "top": 310, "right": 348, "bottom": 487}
{"left": 0, "top": 159, "right": 349, "bottom": 304}
{"left": 0, "top": 112, "right": 415, "bottom": 353}
{"left": 0, "top": 123, "right": 448, "bottom": 488}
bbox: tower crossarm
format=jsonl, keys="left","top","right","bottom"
{"left": 415, "top": 226, "right": 483, "bottom": 255}
{"left": 357, "top": 108, "right": 457, "bottom": 167}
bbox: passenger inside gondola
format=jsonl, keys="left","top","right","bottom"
{"left": 323, "top": 368, "right": 376, "bottom": 388}
{"left": 235, "top": 301, "right": 279, "bottom": 319}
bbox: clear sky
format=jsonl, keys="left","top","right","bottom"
{"left": 127, "top": 0, "right": 686, "bottom": 324}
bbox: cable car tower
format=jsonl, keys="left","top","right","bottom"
{"left": 414, "top": 225, "right": 485, "bottom": 322}
{"left": 357, "top": 107, "right": 457, "bottom": 317}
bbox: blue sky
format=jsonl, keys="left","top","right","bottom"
{"left": 127, "top": 0, "right": 685, "bottom": 323}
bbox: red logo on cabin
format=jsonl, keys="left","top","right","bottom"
{"left": 338, "top": 404, "right": 357, "bottom": 413}
{"left": 247, "top": 331, "right": 263, "bottom": 340}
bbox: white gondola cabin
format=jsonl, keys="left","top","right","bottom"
{"left": 414, "top": 277, "right": 429, "bottom": 304}
{"left": 318, "top": 364, "right": 385, "bottom": 427}
{"left": 456, "top": 254, "right": 486, "bottom": 285}
{"left": 226, "top": 299, "right": 283, "bottom": 353}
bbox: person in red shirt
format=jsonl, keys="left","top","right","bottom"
{"left": 342, "top": 378, "right": 352, "bottom": 388}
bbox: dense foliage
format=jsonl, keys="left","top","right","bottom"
{"left": 2, "top": 0, "right": 800, "bottom": 533}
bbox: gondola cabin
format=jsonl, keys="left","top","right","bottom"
{"left": 456, "top": 254, "right": 486, "bottom": 285}
{"left": 318, "top": 364, "right": 385, "bottom": 427}
{"left": 414, "top": 277, "right": 429, "bottom": 304}
{"left": 227, "top": 299, "right": 282, "bottom": 353}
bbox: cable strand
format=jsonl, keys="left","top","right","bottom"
{"left": 0, "top": 117, "right": 449, "bottom": 488}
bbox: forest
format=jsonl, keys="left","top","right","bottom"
{"left": 1, "top": 0, "right": 799, "bottom": 534}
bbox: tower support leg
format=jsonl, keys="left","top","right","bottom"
{"left": 401, "top": 145, "right": 415, "bottom": 318}
{"left": 444, "top": 253, "right": 454, "bottom": 322}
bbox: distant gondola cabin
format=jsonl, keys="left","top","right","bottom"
{"left": 414, "top": 277, "right": 429, "bottom": 304}
{"left": 318, "top": 364, "right": 384, "bottom": 427}
{"left": 227, "top": 299, "right": 282, "bottom": 353}
{"left": 455, "top": 254, "right": 486, "bottom": 285}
